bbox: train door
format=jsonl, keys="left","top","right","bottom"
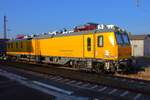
{"left": 84, "top": 34, "right": 95, "bottom": 58}
{"left": 95, "top": 34, "right": 104, "bottom": 59}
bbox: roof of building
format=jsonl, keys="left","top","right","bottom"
{"left": 129, "top": 34, "right": 150, "bottom": 40}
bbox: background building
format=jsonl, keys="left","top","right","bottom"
{"left": 130, "top": 35, "right": 150, "bottom": 57}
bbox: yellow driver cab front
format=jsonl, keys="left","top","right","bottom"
{"left": 115, "top": 31, "right": 132, "bottom": 71}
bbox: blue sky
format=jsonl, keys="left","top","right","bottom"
{"left": 0, "top": 0, "right": 150, "bottom": 38}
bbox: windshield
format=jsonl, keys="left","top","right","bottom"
{"left": 122, "top": 33, "right": 130, "bottom": 44}
{"left": 116, "top": 32, "right": 130, "bottom": 45}
{"left": 116, "top": 32, "right": 123, "bottom": 44}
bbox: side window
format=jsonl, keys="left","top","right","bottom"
{"left": 11, "top": 43, "right": 13, "bottom": 48}
{"left": 20, "top": 42, "right": 23, "bottom": 48}
{"left": 7, "top": 43, "right": 10, "bottom": 48}
{"left": 97, "top": 36, "right": 103, "bottom": 47}
{"left": 16, "top": 42, "right": 18, "bottom": 48}
{"left": 87, "top": 37, "right": 91, "bottom": 51}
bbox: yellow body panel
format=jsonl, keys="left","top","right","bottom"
{"left": 7, "top": 40, "right": 34, "bottom": 55}
{"left": 95, "top": 32, "right": 118, "bottom": 60}
{"left": 7, "top": 52, "right": 32, "bottom": 55}
{"left": 39, "top": 35, "right": 84, "bottom": 58}
{"left": 118, "top": 45, "right": 131, "bottom": 59}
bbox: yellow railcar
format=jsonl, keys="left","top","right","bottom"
{"left": 6, "top": 29, "right": 131, "bottom": 72}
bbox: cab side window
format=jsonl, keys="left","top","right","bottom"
{"left": 16, "top": 42, "right": 18, "bottom": 48}
{"left": 87, "top": 37, "right": 91, "bottom": 51}
{"left": 98, "top": 36, "right": 103, "bottom": 47}
{"left": 20, "top": 42, "right": 23, "bottom": 48}
{"left": 11, "top": 43, "right": 13, "bottom": 48}
{"left": 7, "top": 43, "right": 10, "bottom": 49}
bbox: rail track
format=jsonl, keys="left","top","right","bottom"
{"left": 0, "top": 61, "right": 150, "bottom": 100}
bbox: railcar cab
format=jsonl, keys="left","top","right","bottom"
{"left": 115, "top": 31, "right": 131, "bottom": 60}
{"left": 114, "top": 31, "right": 132, "bottom": 71}
{"left": 89, "top": 30, "right": 131, "bottom": 72}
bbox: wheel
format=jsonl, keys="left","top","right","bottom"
{"left": 94, "top": 63, "right": 104, "bottom": 73}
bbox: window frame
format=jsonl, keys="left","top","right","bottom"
{"left": 122, "top": 33, "right": 130, "bottom": 45}
{"left": 97, "top": 35, "right": 104, "bottom": 47}
{"left": 16, "top": 42, "right": 18, "bottom": 49}
{"left": 11, "top": 43, "right": 13, "bottom": 48}
{"left": 87, "top": 37, "right": 91, "bottom": 51}
{"left": 116, "top": 32, "right": 124, "bottom": 45}
{"left": 20, "top": 42, "right": 23, "bottom": 48}
{"left": 7, "top": 43, "right": 10, "bottom": 49}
